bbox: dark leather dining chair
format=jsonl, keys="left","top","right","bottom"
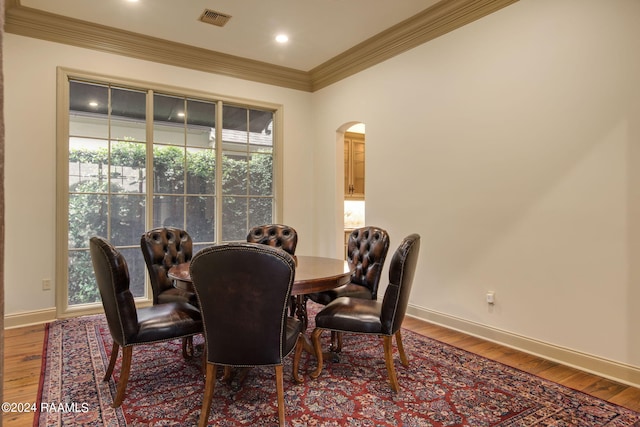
{"left": 141, "top": 227, "right": 198, "bottom": 357}
{"left": 308, "top": 226, "right": 390, "bottom": 304}
{"left": 89, "top": 236, "right": 202, "bottom": 407}
{"left": 246, "top": 223, "right": 298, "bottom": 257}
{"left": 140, "top": 226, "right": 197, "bottom": 306}
{"left": 307, "top": 226, "right": 390, "bottom": 349}
{"left": 310, "top": 234, "right": 420, "bottom": 392}
{"left": 247, "top": 223, "right": 299, "bottom": 315}
{"left": 190, "top": 243, "right": 304, "bottom": 427}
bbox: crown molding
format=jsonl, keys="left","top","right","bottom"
{"left": 4, "top": 0, "right": 517, "bottom": 92}
{"left": 4, "top": 0, "right": 312, "bottom": 92}
{"left": 310, "top": 0, "right": 518, "bottom": 91}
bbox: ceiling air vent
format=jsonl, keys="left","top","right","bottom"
{"left": 199, "top": 9, "right": 232, "bottom": 27}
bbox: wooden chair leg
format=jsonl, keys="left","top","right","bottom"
{"left": 289, "top": 296, "right": 297, "bottom": 318}
{"left": 383, "top": 335, "right": 400, "bottom": 392}
{"left": 201, "top": 347, "right": 207, "bottom": 375}
{"left": 275, "top": 365, "right": 285, "bottom": 427}
{"left": 292, "top": 333, "right": 304, "bottom": 383}
{"left": 293, "top": 295, "right": 309, "bottom": 330}
{"left": 310, "top": 328, "right": 324, "bottom": 379}
{"left": 182, "top": 336, "right": 194, "bottom": 359}
{"left": 198, "top": 363, "right": 217, "bottom": 427}
{"left": 221, "top": 366, "right": 233, "bottom": 383}
{"left": 235, "top": 367, "right": 251, "bottom": 387}
{"left": 104, "top": 342, "right": 119, "bottom": 381}
{"left": 395, "top": 330, "right": 408, "bottom": 367}
{"left": 112, "top": 346, "right": 133, "bottom": 407}
{"left": 329, "top": 331, "right": 344, "bottom": 352}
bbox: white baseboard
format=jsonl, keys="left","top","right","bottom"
{"left": 6, "top": 304, "right": 640, "bottom": 388}
{"left": 406, "top": 304, "right": 640, "bottom": 389}
{"left": 4, "top": 308, "right": 57, "bottom": 329}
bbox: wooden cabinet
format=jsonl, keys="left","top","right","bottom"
{"left": 344, "top": 132, "right": 365, "bottom": 199}
{"left": 344, "top": 229, "right": 352, "bottom": 259}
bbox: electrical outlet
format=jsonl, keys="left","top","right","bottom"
{"left": 42, "top": 279, "right": 52, "bottom": 290}
{"left": 486, "top": 291, "right": 495, "bottom": 304}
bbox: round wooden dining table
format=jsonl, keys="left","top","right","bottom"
{"left": 168, "top": 254, "right": 353, "bottom": 383}
{"left": 168, "top": 255, "right": 353, "bottom": 328}
{"left": 169, "top": 255, "right": 352, "bottom": 294}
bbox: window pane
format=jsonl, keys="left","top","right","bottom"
{"left": 68, "top": 250, "right": 100, "bottom": 305}
{"left": 222, "top": 196, "right": 247, "bottom": 241}
{"left": 186, "top": 98, "right": 215, "bottom": 148}
{"left": 69, "top": 81, "right": 109, "bottom": 139}
{"left": 110, "top": 194, "right": 146, "bottom": 246}
{"left": 224, "top": 106, "right": 248, "bottom": 132}
{"left": 222, "top": 105, "right": 248, "bottom": 147}
{"left": 222, "top": 154, "right": 248, "bottom": 195}
{"left": 69, "top": 139, "right": 108, "bottom": 189}
{"left": 120, "top": 247, "right": 146, "bottom": 298}
{"left": 186, "top": 196, "right": 215, "bottom": 243}
{"left": 110, "top": 140, "right": 146, "bottom": 194}
{"left": 111, "top": 87, "right": 146, "bottom": 120}
{"left": 154, "top": 122, "right": 186, "bottom": 146}
{"left": 111, "top": 87, "right": 146, "bottom": 141}
{"left": 153, "top": 195, "right": 184, "bottom": 228}
{"left": 187, "top": 148, "right": 215, "bottom": 194}
{"left": 154, "top": 93, "right": 185, "bottom": 124}
{"left": 70, "top": 115, "right": 109, "bottom": 140}
{"left": 249, "top": 109, "right": 273, "bottom": 147}
{"left": 154, "top": 94, "right": 185, "bottom": 145}
{"left": 186, "top": 127, "right": 213, "bottom": 149}
{"left": 68, "top": 247, "right": 146, "bottom": 303}
{"left": 111, "top": 118, "right": 146, "bottom": 142}
{"left": 249, "top": 153, "right": 273, "bottom": 196}
{"left": 69, "top": 193, "right": 108, "bottom": 249}
{"left": 153, "top": 145, "right": 185, "bottom": 194}
{"left": 249, "top": 197, "right": 273, "bottom": 229}
{"left": 193, "top": 243, "right": 210, "bottom": 255}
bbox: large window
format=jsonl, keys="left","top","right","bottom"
{"left": 60, "top": 71, "right": 281, "bottom": 312}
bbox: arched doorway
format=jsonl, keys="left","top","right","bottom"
{"left": 339, "top": 122, "right": 365, "bottom": 257}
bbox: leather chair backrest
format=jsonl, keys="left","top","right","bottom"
{"left": 380, "top": 234, "right": 421, "bottom": 335}
{"left": 347, "top": 226, "right": 390, "bottom": 299}
{"left": 90, "top": 236, "right": 139, "bottom": 346}
{"left": 190, "top": 243, "right": 296, "bottom": 366}
{"left": 140, "top": 227, "right": 193, "bottom": 304}
{"left": 246, "top": 224, "right": 298, "bottom": 256}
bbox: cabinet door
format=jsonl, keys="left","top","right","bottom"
{"left": 344, "top": 139, "right": 351, "bottom": 195}
{"left": 350, "top": 137, "right": 365, "bottom": 199}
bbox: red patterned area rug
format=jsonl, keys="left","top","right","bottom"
{"left": 36, "top": 303, "right": 640, "bottom": 426}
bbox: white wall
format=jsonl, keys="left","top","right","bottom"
{"left": 312, "top": 0, "right": 640, "bottom": 370}
{"left": 5, "top": 0, "right": 640, "bottom": 382}
{"left": 3, "top": 35, "right": 315, "bottom": 315}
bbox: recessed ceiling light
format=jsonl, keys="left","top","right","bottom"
{"left": 126, "top": 0, "right": 139, "bottom": 3}
{"left": 275, "top": 34, "right": 289, "bottom": 44}
{"left": 89, "top": 101, "right": 98, "bottom": 108}
{"left": 177, "top": 112, "right": 185, "bottom": 117}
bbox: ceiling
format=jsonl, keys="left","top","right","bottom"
{"left": 7, "top": 0, "right": 517, "bottom": 91}
{"left": 20, "top": 0, "right": 440, "bottom": 71}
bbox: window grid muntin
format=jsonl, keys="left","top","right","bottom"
{"left": 220, "top": 104, "right": 275, "bottom": 239}
{"left": 64, "top": 75, "right": 278, "bottom": 311}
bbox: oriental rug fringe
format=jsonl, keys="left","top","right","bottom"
{"left": 35, "top": 303, "right": 640, "bottom": 426}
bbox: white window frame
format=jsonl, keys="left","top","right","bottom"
{"left": 55, "top": 67, "right": 284, "bottom": 317}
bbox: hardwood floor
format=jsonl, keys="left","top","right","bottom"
{"left": 3, "top": 324, "right": 46, "bottom": 427}
{"left": 3, "top": 317, "right": 640, "bottom": 427}
{"left": 402, "top": 316, "right": 640, "bottom": 413}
